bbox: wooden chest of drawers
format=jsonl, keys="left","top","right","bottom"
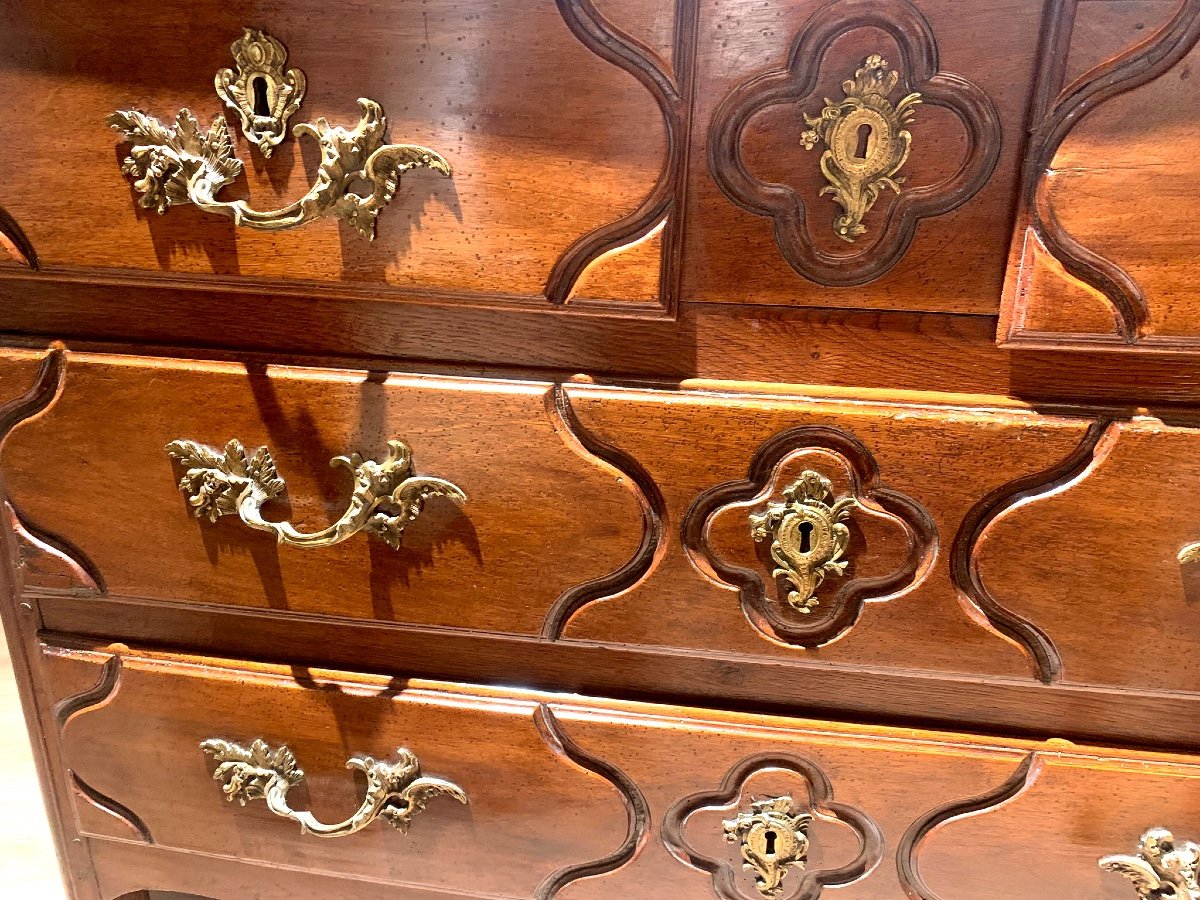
{"left": 2, "top": 0, "right": 1200, "bottom": 897}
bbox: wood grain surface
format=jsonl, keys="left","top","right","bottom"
{"left": 41, "top": 642, "right": 1200, "bottom": 899}
{"left": 1, "top": 353, "right": 645, "bottom": 634}
{"left": 1000, "top": 0, "right": 1200, "bottom": 353}
{"left": 0, "top": 0, "right": 676, "bottom": 309}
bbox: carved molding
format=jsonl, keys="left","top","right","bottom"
{"left": 0, "top": 205, "right": 38, "bottom": 269}
{"left": 0, "top": 348, "right": 90, "bottom": 592}
{"left": 5, "top": 500, "right": 103, "bottom": 594}
{"left": 53, "top": 654, "right": 122, "bottom": 730}
{"left": 69, "top": 769, "right": 153, "bottom": 845}
{"left": 1013, "top": 0, "right": 1200, "bottom": 344}
{"left": 950, "top": 419, "right": 1114, "bottom": 684}
{"left": 540, "top": 386, "right": 667, "bottom": 640}
{"left": 54, "top": 653, "right": 151, "bottom": 844}
{"left": 533, "top": 705, "right": 650, "bottom": 897}
{"left": 663, "top": 752, "right": 883, "bottom": 900}
{"left": 0, "top": 346, "right": 65, "bottom": 441}
{"left": 546, "top": 0, "right": 695, "bottom": 311}
{"left": 897, "top": 753, "right": 1041, "bottom": 899}
{"left": 709, "top": 0, "right": 1000, "bottom": 285}
{"left": 683, "top": 425, "right": 936, "bottom": 648}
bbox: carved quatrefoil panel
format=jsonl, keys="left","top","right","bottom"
{"left": 663, "top": 753, "right": 883, "bottom": 900}
{"left": 709, "top": 0, "right": 1000, "bottom": 285}
{"left": 684, "top": 426, "right": 936, "bottom": 648}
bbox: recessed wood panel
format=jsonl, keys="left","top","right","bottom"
{"left": 976, "top": 417, "right": 1200, "bottom": 693}
{"left": 0, "top": 353, "right": 645, "bottom": 634}
{"left": 0, "top": 0, "right": 680, "bottom": 309}
{"left": 999, "top": 0, "right": 1200, "bottom": 353}
{"left": 46, "top": 643, "right": 1200, "bottom": 899}
{"left": 685, "top": 0, "right": 1044, "bottom": 313}
{"left": 561, "top": 383, "right": 1095, "bottom": 679}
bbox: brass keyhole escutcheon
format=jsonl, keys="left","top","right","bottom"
{"left": 724, "top": 797, "right": 812, "bottom": 897}
{"left": 750, "top": 471, "right": 858, "bottom": 614}
{"left": 799, "top": 54, "right": 922, "bottom": 242}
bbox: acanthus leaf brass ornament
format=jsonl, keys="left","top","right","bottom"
{"left": 800, "top": 55, "right": 922, "bottom": 243}
{"left": 214, "top": 28, "right": 306, "bottom": 158}
{"left": 750, "top": 470, "right": 858, "bottom": 614}
{"left": 723, "top": 796, "right": 812, "bottom": 898}
{"left": 201, "top": 738, "right": 467, "bottom": 838}
{"left": 1100, "top": 828, "right": 1200, "bottom": 899}
{"left": 1179, "top": 541, "right": 1200, "bottom": 564}
{"left": 165, "top": 437, "right": 466, "bottom": 550}
{"left": 108, "top": 29, "right": 450, "bottom": 240}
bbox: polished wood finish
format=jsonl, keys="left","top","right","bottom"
{"left": 693, "top": 0, "right": 1033, "bottom": 310}
{"left": 41, "top": 642, "right": 1200, "bottom": 899}
{"left": 1, "top": 0, "right": 1196, "bottom": 896}
{"left": 0, "top": 0, "right": 682, "bottom": 310}
{"left": 1, "top": 353, "right": 644, "bottom": 633}
{"left": 999, "top": 0, "right": 1200, "bottom": 353}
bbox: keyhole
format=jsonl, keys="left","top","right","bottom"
{"left": 252, "top": 76, "right": 271, "bottom": 117}
{"left": 798, "top": 521, "right": 814, "bottom": 553}
{"left": 855, "top": 123, "right": 873, "bottom": 159}
{"left": 764, "top": 830, "right": 777, "bottom": 857}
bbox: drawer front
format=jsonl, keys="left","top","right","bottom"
{"left": 999, "top": 1, "right": 1200, "bottom": 354}
{"left": 1, "top": 352, "right": 644, "bottom": 634}
{"left": 45, "top": 643, "right": 1200, "bottom": 899}
{"left": 563, "top": 387, "right": 1200, "bottom": 698}
{"left": 0, "top": 0, "right": 1052, "bottom": 343}
{"left": 10, "top": 350, "right": 1200, "bottom": 747}
{"left": 0, "top": 0, "right": 674, "bottom": 310}
{"left": 686, "top": 0, "right": 1045, "bottom": 315}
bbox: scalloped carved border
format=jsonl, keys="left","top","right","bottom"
{"left": 69, "top": 770, "right": 153, "bottom": 845}
{"left": 708, "top": 0, "right": 1001, "bottom": 286}
{"left": 682, "top": 424, "right": 937, "bottom": 648}
{"left": 1012, "top": 0, "right": 1200, "bottom": 344}
{"left": 533, "top": 705, "right": 650, "bottom": 897}
{"left": 663, "top": 751, "right": 883, "bottom": 900}
{"left": 950, "top": 419, "right": 1113, "bottom": 684}
{"left": 0, "top": 347, "right": 104, "bottom": 594}
{"left": 546, "top": 0, "right": 696, "bottom": 311}
{"left": 53, "top": 654, "right": 122, "bottom": 729}
{"left": 0, "top": 345, "right": 64, "bottom": 439}
{"left": 541, "top": 385, "right": 667, "bottom": 639}
{"left": 53, "top": 653, "right": 154, "bottom": 844}
{"left": 896, "top": 753, "right": 1042, "bottom": 899}
{"left": 0, "top": 205, "right": 38, "bottom": 269}
{"left": 6, "top": 501, "right": 104, "bottom": 594}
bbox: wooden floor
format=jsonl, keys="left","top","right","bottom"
{"left": 0, "top": 627, "right": 65, "bottom": 897}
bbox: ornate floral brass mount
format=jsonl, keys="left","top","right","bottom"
{"left": 749, "top": 470, "right": 858, "bottom": 614}
{"left": 108, "top": 29, "right": 449, "bottom": 239}
{"left": 800, "top": 55, "right": 921, "bottom": 243}
{"left": 1100, "top": 828, "right": 1200, "bottom": 899}
{"left": 202, "top": 738, "right": 466, "bottom": 838}
{"left": 214, "top": 29, "right": 306, "bottom": 157}
{"left": 165, "top": 437, "right": 466, "bottom": 550}
{"left": 723, "top": 797, "right": 812, "bottom": 897}
{"left": 1179, "top": 542, "right": 1200, "bottom": 564}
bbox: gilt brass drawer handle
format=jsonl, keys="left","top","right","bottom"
{"left": 749, "top": 470, "right": 858, "bottom": 614}
{"left": 202, "top": 738, "right": 466, "bottom": 838}
{"left": 107, "top": 29, "right": 449, "bottom": 240}
{"left": 165, "top": 438, "right": 466, "bottom": 549}
{"left": 723, "top": 797, "right": 812, "bottom": 897}
{"left": 1100, "top": 828, "right": 1200, "bottom": 898}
